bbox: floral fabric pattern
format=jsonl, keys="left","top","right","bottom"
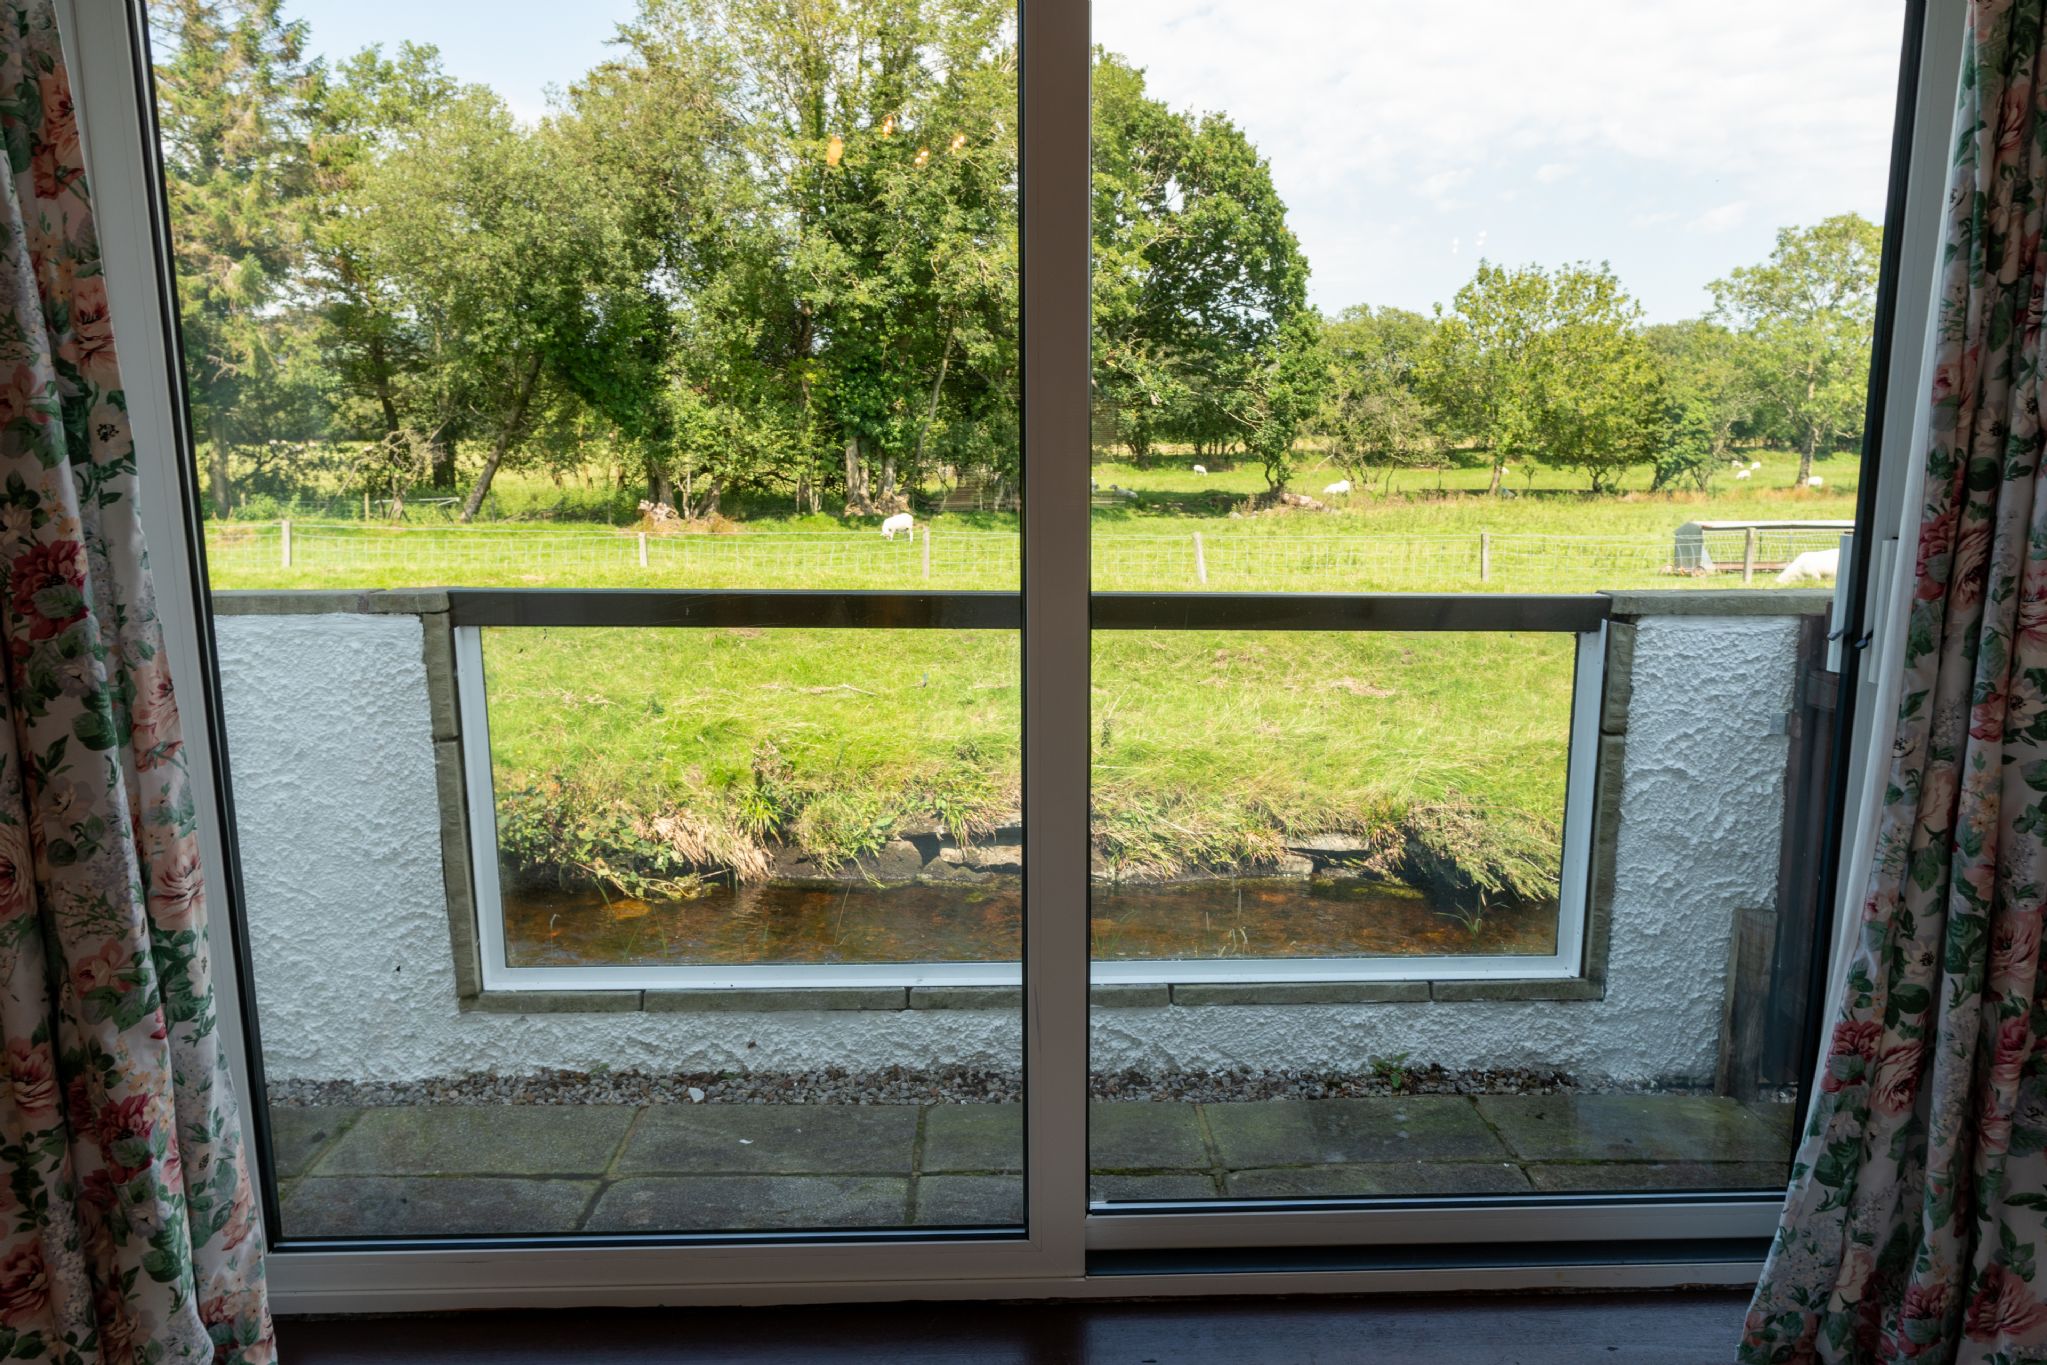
{"left": 1743, "top": 3, "right": 2047, "bottom": 1362}
{"left": 0, "top": 3, "right": 273, "bottom": 1362}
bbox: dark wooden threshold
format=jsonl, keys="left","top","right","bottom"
{"left": 280, "top": 1289, "right": 1749, "bottom": 1363}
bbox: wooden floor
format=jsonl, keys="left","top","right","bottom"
{"left": 280, "top": 1290, "right": 1751, "bottom": 1363}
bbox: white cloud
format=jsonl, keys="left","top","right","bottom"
{"left": 1094, "top": 0, "right": 1904, "bottom": 318}
{"left": 1419, "top": 168, "right": 1470, "bottom": 206}
{"left": 1689, "top": 200, "right": 1751, "bottom": 233}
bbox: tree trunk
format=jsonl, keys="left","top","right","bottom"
{"left": 1487, "top": 460, "right": 1503, "bottom": 496}
{"left": 207, "top": 416, "right": 233, "bottom": 517}
{"left": 648, "top": 462, "right": 675, "bottom": 510}
{"left": 460, "top": 353, "right": 543, "bottom": 524}
{"left": 701, "top": 478, "right": 722, "bottom": 517}
{"left": 879, "top": 455, "right": 897, "bottom": 505}
{"left": 843, "top": 436, "right": 872, "bottom": 513}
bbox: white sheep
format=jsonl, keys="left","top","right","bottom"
{"left": 880, "top": 511, "right": 914, "bottom": 540}
{"left": 1776, "top": 548, "right": 1839, "bottom": 585}
{"left": 1192, "top": 464, "right": 1208, "bottom": 476}
{"left": 1751, "top": 461, "right": 1763, "bottom": 471}
{"left": 1806, "top": 475, "right": 1825, "bottom": 488}
{"left": 1733, "top": 469, "right": 1752, "bottom": 480}
{"left": 1322, "top": 479, "right": 1352, "bottom": 496}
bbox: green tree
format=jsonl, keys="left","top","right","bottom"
{"left": 150, "top": 0, "right": 317, "bottom": 514}
{"left": 1321, "top": 305, "right": 1437, "bottom": 492}
{"left": 301, "top": 42, "right": 460, "bottom": 487}
{"left": 1709, "top": 212, "right": 1882, "bottom": 484}
{"left": 1533, "top": 265, "right": 1661, "bottom": 494}
{"left": 1420, "top": 261, "right": 1658, "bottom": 493}
{"left": 340, "top": 87, "right": 615, "bottom": 520}
{"left": 1644, "top": 319, "right": 1759, "bottom": 491}
{"left": 1091, "top": 52, "right": 1315, "bottom": 487}
{"left": 1416, "top": 262, "right": 1550, "bottom": 495}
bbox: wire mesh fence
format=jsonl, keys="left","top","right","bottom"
{"left": 202, "top": 521, "right": 1848, "bottom": 594}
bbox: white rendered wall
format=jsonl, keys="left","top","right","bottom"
{"left": 217, "top": 611, "right": 1797, "bottom": 1088}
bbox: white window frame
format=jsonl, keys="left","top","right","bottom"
{"left": 73, "top": 0, "right": 1962, "bottom": 1314}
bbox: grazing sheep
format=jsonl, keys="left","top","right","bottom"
{"left": 1322, "top": 479, "right": 1352, "bottom": 496}
{"left": 1733, "top": 469, "right": 1752, "bottom": 480}
{"left": 1192, "top": 464, "right": 1208, "bottom": 475}
{"left": 880, "top": 511, "right": 914, "bottom": 540}
{"left": 1776, "top": 548, "right": 1839, "bottom": 585}
{"left": 1806, "top": 475, "right": 1824, "bottom": 488}
{"left": 1751, "top": 461, "right": 1763, "bottom": 471}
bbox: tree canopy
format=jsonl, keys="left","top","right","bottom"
{"left": 150, "top": 2, "right": 1886, "bottom": 514}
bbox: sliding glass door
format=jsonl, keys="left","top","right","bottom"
{"left": 68, "top": 0, "right": 1955, "bottom": 1307}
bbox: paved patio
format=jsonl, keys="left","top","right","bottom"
{"left": 268, "top": 1093, "right": 1796, "bottom": 1238}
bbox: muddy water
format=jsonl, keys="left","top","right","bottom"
{"left": 501, "top": 877, "right": 1557, "bottom": 968}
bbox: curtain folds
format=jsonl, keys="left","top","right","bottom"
{"left": 1743, "top": 2, "right": 2047, "bottom": 1361}
{"left": 0, "top": 3, "right": 274, "bottom": 1362}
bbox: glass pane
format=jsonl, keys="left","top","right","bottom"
{"left": 1089, "top": 631, "right": 1573, "bottom": 964}
{"left": 482, "top": 627, "right": 1021, "bottom": 970}
{"left": 157, "top": 0, "right": 1023, "bottom": 1236}
{"left": 1086, "top": 0, "right": 1903, "bottom": 1204}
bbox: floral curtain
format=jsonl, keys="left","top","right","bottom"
{"left": 1742, "top": 3, "right": 2047, "bottom": 1361}
{"left": 0, "top": 3, "right": 274, "bottom": 1362}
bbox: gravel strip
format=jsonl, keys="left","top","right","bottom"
{"left": 266, "top": 1063, "right": 1616, "bottom": 1109}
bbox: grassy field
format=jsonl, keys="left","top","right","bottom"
{"left": 484, "top": 626, "right": 1571, "bottom": 901}
{"left": 214, "top": 446, "right": 1850, "bottom": 907}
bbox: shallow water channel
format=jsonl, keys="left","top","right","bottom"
{"left": 502, "top": 877, "right": 1558, "bottom": 968}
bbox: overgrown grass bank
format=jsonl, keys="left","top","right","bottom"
{"left": 483, "top": 627, "right": 1572, "bottom": 907}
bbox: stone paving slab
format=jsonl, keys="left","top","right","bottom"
{"left": 585, "top": 1176, "right": 910, "bottom": 1232}
{"left": 922, "top": 1104, "right": 1023, "bottom": 1173}
{"left": 1204, "top": 1097, "right": 1506, "bottom": 1169}
{"left": 316, "top": 1105, "right": 636, "bottom": 1177}
{"left": 616, "top": 1104, "right": 920, "bottom": 1175}
{"left": 282, "top": 1176, "right": 597, "bottom": 1237}
{"left": 1475, "top": 1094, "right": 1785, "bottom": 1164}
{"left": 914, "top": 1175, "right": 1026, "bottom": 1226}
{"left": 1525, "top": 1161, "right": 1789, "bottom": 1193}
{"left": 267, "top": 1106, "right": 361, "bottom": 1180}
{"left": 1091, "top": 1173, "right": 1221, "bottom": 1202}
{"left": 1089, "top": 1101, "right": 1209, "bottom": 1170}
{"left": 1225, "top": 1162, "right": 1530, "bottom": 1198}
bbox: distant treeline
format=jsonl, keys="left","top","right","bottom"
{"left": 155, "top": 0, "right": 1880, "bottom": 519}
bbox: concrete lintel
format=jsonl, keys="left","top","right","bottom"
{"left": 1090, "top": 985, "right": 1171, "bottom": 1009}
{"left": 909, "top": 986, "right": 1023, "bottom": 1010}
{"left": 642, "top": 987, "right": 910, "bottom": 1013}
{"left": 1430, "top": 978, "right": 1604, "bottom": 1003}
{"left": 463, "top": 990, "right": 643, "bottom": 1014}
{"left": 210, "top": 588, "right": 450, "bottom": 617}
{"left": 1601, "top": 589, "right": 1832, "bottom": 619}
{"left": 1169, "top": 981, "right": 1429, "bottom": 1007}
{"left": 420, "top": 613, "right": 461, "bottom": 743}
{"left": 1600, "top": 621, "right": 1636, "bottom": 737}
{"left": 431, "top": 737, "right": 481, "bottom": 1000}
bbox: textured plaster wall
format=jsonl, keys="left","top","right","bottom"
{"left": 218, "top": 612, "right": 1797, "bottom": 1087}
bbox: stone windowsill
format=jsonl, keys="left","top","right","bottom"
{"left": 457, "top": 976, "right": 1602, "bottom": 1014}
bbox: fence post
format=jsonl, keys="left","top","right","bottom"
{"left": 280, "top": 518, "right": 292, "bottom": 569}
{"left": 1479, "top": 531, "right": 1491, "bottom": 584}
{"left": 637, "top": 532, "right": 648, "bottom": 568}
{"left": 1192, "top": 531, "right": 1208, "bottom": 586}
{"left": 922, "top": 524, "right": 932, "bottom": 580}
{"left": 1743, "top": 526, "right": 1758, "bottom": 585}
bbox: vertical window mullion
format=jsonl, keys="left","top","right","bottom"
{"left": 1019, "top": 0, "right": 1092, "bottom": 1271}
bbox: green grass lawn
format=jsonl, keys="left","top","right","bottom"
{"left": 483, "top": 625, "right": 1572, "bottom": 903}
{"left": 212, "top": 447, "right": 1848, "bottom": 904}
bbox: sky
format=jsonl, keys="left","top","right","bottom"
{"left": 279, "top": 0, "right": 1909, "bottom": 323}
